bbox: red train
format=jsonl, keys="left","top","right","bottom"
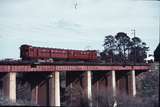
{"left": 20, "top": 44, "right": 97, "bottom": 61}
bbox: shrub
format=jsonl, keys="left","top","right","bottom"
{"left": 0, "top": 96, "right": 38, "bottom": 106}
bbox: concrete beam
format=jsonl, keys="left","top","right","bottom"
{"left": 49, "top": 71, "right": 60, "bottom": 106}
{"left": 3, "top": 72, "right": 16, "bottom": 102}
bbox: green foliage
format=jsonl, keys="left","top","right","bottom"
{"left": 102, "top": 32, "right": 149, "bottom": 63}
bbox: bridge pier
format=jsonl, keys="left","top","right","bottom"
{"left": 83, "top": 71, "right": 92, "bottom": 107}
{"left": 107, "top": 70, "right": 116, "bottom": 97}
{"left": 49, "top": 71, "right": 60, "bottom": 106}
{"left": 127, "top": 70, "right": 136, "bottom": 96}
{"left": 2, "top": 72, "right": 16, "bottom": 102}
{"left": 87, "top": 70, "right": 92, "bottom": 106}
{"left": 111, "top": 70, "right": 116, "bottom": 97}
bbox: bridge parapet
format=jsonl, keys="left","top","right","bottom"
{"left": 0, "top": 64, "right": 150, "bottom": 72}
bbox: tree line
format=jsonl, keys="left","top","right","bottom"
{"left": 101, "top": 32, "right": 149, "bottom": 64}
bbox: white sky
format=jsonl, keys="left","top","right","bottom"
{"left": 0, "top": 0, "right": 160, "bottom": 59}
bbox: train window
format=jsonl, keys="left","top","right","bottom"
{"left": 29, "top": 48, "right": 33, "bottom": 51}
{"left": 74, "top": 52, "right": 77, "bottom": 56}
{"left": 75, "top": 52, "right": 77, "bottom": 56}
{"left": 71, "top": 51, "right": 74, "bottom": 55}
{"left": 25, "top": 48, "right": 29, "bottom": 52}
{"left": 42, "top": 49, "right": 46, "bottom": 52}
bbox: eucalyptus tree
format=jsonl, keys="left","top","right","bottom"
{"left": 115, "top": 32, "right": 131, "bottom": 63}
{"left": 103, "top": 35, "right": 116, "bottom": 53}
{"left": 102, "top": 35, "right": 117, "bottom": 63}
{"left": 101, "top": 32, "right": 149, "bottom": 64}
{"left": 130, "top": 37, "right": 149, "bottom": 63}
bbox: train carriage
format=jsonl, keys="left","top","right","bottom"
{"left": 20, "top": 44, "right": 98, "bottom": 62}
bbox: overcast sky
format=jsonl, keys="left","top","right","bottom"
{"left": 0, "top": 0, "right": 160, "bottom": 59}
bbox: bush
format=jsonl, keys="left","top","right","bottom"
{"left": 65, "top": 86, "right": 159, "bottom": 107}
{"left": 0, "top": 96, "right": 38, "bottom": 106}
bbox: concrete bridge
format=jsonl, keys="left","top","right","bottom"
{"left": 0, "top": 62, "right": 150, "bottom": 106}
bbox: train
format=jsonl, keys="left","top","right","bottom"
{"left": 20, "top": 44, "right": 98, "bottom": 62}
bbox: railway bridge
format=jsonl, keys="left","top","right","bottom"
{"left": 0, "top": 62, "right": 150, "bottom": 106}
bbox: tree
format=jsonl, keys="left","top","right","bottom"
{"left": 115, "top": 32, "right": 130, "bottom": 63}
{"left": 103, "top": 35, "right": 116, "bottom": 53}
{"left": 103, "top": 35, "right": 116, "bottom": 63}
{"left": 129, "top": 37, "right": 149, "bottom": 63}
{"left": 101, "top": 32, "right": 149, "bottom": 63}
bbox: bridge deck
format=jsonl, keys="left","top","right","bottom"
{"left": 0, "top": 62, "right": 150, "bottom": 72}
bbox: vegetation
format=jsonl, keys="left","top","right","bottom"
{"left": 101, "top": 32, "right": 149, "bottom": 63}
{"left": 65, "top": 86, "right": 159, "bottom": 107}
{"left": 0, "top": 96, "right": 38, "bottom": 106}
{"left": 136, "top": 64, "right": 159, "bottom": 107}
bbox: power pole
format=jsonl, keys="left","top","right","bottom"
{"left": 74, "top": 1, "right": 78, "bottom": 9}
{"left": 131, "top": 29, "right": 136, "bottom": 38}
{"left": 159, "top": 16, "right": 160, "bottom": 43}
{"left": 131, "top": 29, "right": 136, "bottom": 65}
